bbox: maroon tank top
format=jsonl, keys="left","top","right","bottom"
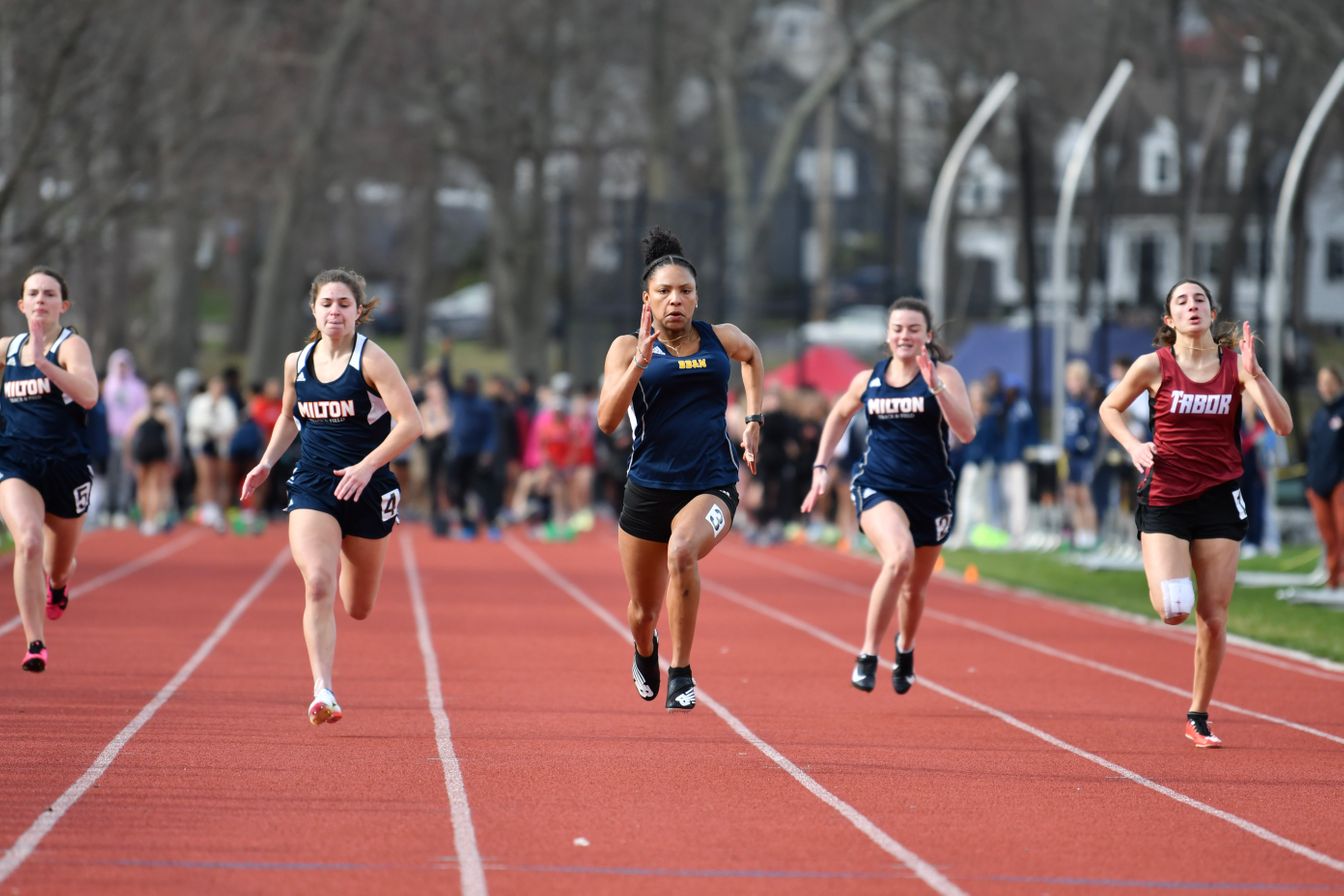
{"left": 1142, "top": 346, "right": 1243, "bottom": 506}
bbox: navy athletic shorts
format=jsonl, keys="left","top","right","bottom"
{"left": 619, "top": 481, "right": 739, "bottom": 544}
{"left": 0, "top": 447, "right": 93, "bottom": 519}
{"left": 285, "top": 465, "right": 401, "bottom": 539}
{"left": 851, "top": 483, "right": 954, "bottom": 548}
{"left": 1135, "top": 478, "right": 1248, "bottom": 542}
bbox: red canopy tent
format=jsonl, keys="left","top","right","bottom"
{"left": 764, "top": 344, "right": 868, "bottom": 395}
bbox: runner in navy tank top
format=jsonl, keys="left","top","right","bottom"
{"left": 801, "top": 298, "right": 975, "bottom": 696}
{"left": 597, "top": 227, "right": 765, "bottom": 712}
{"left": 0, "top": 267, "right": 99, "bottom": 674}
{"left": 240, "top": 269, "right": 422, "bottom": 726}
{"left": 1101, "top": 279, "right": 1292, "bottom": 748}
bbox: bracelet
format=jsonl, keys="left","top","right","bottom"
{"left": 745, "top": 413, "right": 764, "bottom": 426}
{"left": 635, "top": 358, "right": 648, "bottom": 369}
{"left": 813, "top": 463, "right": 828, "bottom": 471}
{"left": 930, "top": 382, "right": 947, "bottom": 395}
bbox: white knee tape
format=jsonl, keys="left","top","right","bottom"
{"left": 1160, "top": 578, "right": 1195, "bottom": 621}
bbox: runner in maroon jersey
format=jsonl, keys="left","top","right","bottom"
{"left": 1100, "top": 279, "right": 1292, "bottom": 748}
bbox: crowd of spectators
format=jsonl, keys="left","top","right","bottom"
{"left": 50, "top": 342, "right": 1296, "bottom": 564}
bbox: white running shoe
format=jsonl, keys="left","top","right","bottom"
{"left": 308, "top": 688, "right": 343, "bottom": 726}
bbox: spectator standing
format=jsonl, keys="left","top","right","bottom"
{"left": 99, "top": 348, "right": 148, "bottom": 526}
{"left": 1306, "top": 364, "right": 1344, "bottom": 587}
{"left": 185, "top": 374, "right": 238, "bottom": 531}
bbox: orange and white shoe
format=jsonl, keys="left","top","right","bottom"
{"left": 1185, "top": 713, "right": 1222, "bottom": 748}
{"left": 308, "top": 688, "right": 343, "bottom": 726}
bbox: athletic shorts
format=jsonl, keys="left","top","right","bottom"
{"left": 0, "top": 448, "right": 93, "bottom": 519}
{"left": 1066, "top": 456, "right": 1094, "bottom": 486}
{"left": 851, "top": 482, "right": 954, "bottom": 548}
{"left": 1135, "top": 478, "right": 1248, "bottom": 542}
{"left": 285, "top": 465, "right": 401, "bottom": 540}
{"left": 619, "top": 481, "right": 739, "bottom": 544}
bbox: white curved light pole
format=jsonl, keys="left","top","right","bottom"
{"left": 921, "top": 72, "right": 1019, "bottom": 325}
{"left": 1051, "top": 59, "right": 1133, "bottom": 451}
{"left": 1266, "top": 59, "right": 1344, "bottom": 385}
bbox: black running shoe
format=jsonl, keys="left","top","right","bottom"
{"left": 851, "top": 653, "right": 877, "bottom": 692}
{"left": 893, "top": 645, "right": 916, "bottom": 695}
{"left": 632, "top": 631, "right": 660, "bottom": 701}
{"left": 665, "top": 666, "right": 696, "bottom": 712}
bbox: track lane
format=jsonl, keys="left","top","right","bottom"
{"left": 531, "top": 527, "right": 1342, "bottom": 892}
{"left": 705, "top": 537, "right": 1344, "bottom": 881}
{"left": 4, "top": 522, "right": 1339, "bottom": 894}
{"left": 411, "top": 525, "right": 954, "bottom": 895}
{"left": 2, "top": 529, "right": 283, "bottom": 849}
{"left": 3, "top": 525, "right": 470, "bottom": 895}
{"left": 721, "top": 539, "right": 1344, "bottom": 735}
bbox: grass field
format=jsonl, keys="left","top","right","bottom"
{"left": 938, "top": 544, "right": 1344, "bottom": 664}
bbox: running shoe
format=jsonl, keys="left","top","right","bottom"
{"left": 45, "top": 580, "right": 68, "bottom": 621}
{"left": 665, "top": 667, "right": 696, "bottom": 712}
{"left": 851, "top": 653, "right": 878, "bottom": 692}
{"left": 1185, "top": 713, "right": 1222, "bottom": 748}
{"left": 632, "top": 631, "right": 660, "bottom": 701}
{"left": 892, "top": 644, "right": 916, "bottom": 695}
{"left": 22, "top": 641, "right": 47, "bottom": 673}
{"left": 308, "top": 688, "right": 343, "bottom": 726}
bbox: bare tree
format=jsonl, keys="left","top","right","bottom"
{"left": 245, "top": 0, "right": 371, "bottom": 380}
{"left": 713, "top": 0, "right": 935, "bottom": 329}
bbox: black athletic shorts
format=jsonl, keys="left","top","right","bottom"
{"left": 851, "top": 482, "right": 954, "bottom": 548}
{"left": 619, "top": 481, "right": 739, "bottom": 544}
{"left": 285, "top": 466, "right": 402, "bottom": 539}
{"left": 1135, "top": 478, "right": 1248, "bottom": 542}
{"left": 0, "top": 448, "right": 93, "bottom": 519}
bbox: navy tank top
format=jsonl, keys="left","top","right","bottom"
{"left": 0, "top": 328, "right": 87, "bottom": 458}
{"left": 852, "top": 358, "right": 951, "bottom": 493}
{"left": 627, "top": 319, "right": 738, "bottom": 490}
{"left": 291, "top": 334, "right": 391, "bottom": 473}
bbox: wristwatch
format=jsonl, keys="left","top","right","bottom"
{"left": 745, "top": 413, "right": 765, "bottom": 426}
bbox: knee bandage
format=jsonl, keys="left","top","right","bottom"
{"left": 1160, "top": 577, "right": 1195, "bottom": 622}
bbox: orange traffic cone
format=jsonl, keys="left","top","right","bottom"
{"left": 963, "top": 563, "right": 979, "bottom": 584}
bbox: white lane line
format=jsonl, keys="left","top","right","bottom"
{"left": 793, "top": 541, "right": 1344, "bottom": 681}
{"left": 400, "top": 534, "right": 487, "bottom": 896}
{"left": 706, "top": 577, "right": 1344, "bottom": 876}
{"left": 505, "top": 537, "right": 965, "bottom": 896}
{"left": 0, "top": 529, "right": 205, "bottom": 637}
{"left": 732, "top": 547, "right": 1344, "bottom": 744}
{"left": 0, "top": 548, "right": 289, "bottom": 884}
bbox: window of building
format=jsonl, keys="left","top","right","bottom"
{"left": 1140, "top": 118, "right": 1180, "bottom": 195}
{"left": 1328, "top": 239, "right": 1344, "bottom": 281}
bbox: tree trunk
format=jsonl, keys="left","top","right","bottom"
{"left": 716, "top": 0, "right": 932, "bottom": 329}
{"left": 809, "top": 0, "right": 841, "bottom": 324}
{"left": 1170, "top": 0, "right": 1195, "bottom": 274}
{"left": 245, "top": 0, "right": 370, "bottom": 380}
{"left": 402, "top": 181, "right": 436, "bottom": 373}
{"left": 1016, "top": 95, "right": 1043, "bottom": 413}
{"left": 644, "top": 0, "right": 671, "bottom": 205}
{"left": 152, "top": 100, "right": 201, "bottom": 380}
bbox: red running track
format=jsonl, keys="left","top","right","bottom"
{"left": 1, "top": 522, "right": 1341, "bottom": 895}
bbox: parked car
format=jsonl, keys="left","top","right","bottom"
{"left": 429, "top": 282, "right": 492, "bottom": 339}
{"left": 799, "top": 304, "right": 889, "bottom": 353}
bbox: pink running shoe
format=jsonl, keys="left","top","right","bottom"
{"left": 22, "top": 641, "right": 47, "bottom": 673}
{"left": 45, "top": 581, "right": 68, "bottom": 621}
{"left": 308, "top": 689, "right": 343, "bottom": 726}
{"left": 1185, "top": 714, "right": 1223, "bottom": 748}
